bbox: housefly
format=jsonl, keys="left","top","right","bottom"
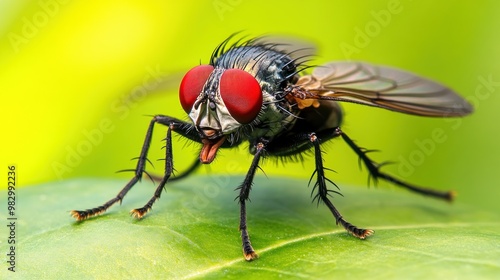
{"left": 71, "top": 35, "right": 473, "bottom": 261}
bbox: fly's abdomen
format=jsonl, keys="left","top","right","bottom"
{"left": 291, "top": 100, "right": 343, "bottom": 134}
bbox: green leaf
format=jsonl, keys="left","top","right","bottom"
{"left": 3, "top": 176, "right": 500, "bottom": 279}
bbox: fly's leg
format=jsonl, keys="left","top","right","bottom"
{"left": 310, "top": 133, "right": 374, "bottom": 239}
{"left": 237, "top": 140, "right": 266, "bottom": 261}
{"left": 70, "top": 115, "right": 197, "bottom": 221}
{"left": 169, "top": 159, "right": 201, "bottom": 182}
{"left": 130, "top": 124, "right": 174, "bottom": 218}
{"left": 337, "top": 127, "right": 455, "bottom": 201}
{"left": 147, "top": 159, "right": 200, "bottom": 183}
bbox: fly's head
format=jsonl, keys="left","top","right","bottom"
{"left": 179, "top": 65, "right": 263, "bottom": 164}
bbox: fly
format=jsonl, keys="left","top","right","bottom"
{"left": 71, "top": 35, "right": 473, "bottom": 261}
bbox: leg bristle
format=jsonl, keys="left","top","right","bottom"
{"left": 446, "top": 191, "right": 457, "bottom": 202}
{"left": 352, "top": 228, "right": 374, "bottom": 239}
{"left": 243, "top": 251, "right": 259, "bottom": 261}
{"left": 70, "top": 209, "right": 105, "bottom": 221}
{"left": 130, "top": 207, "right": 150, "bottom": 219}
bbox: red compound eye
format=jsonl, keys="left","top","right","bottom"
{"left": 219, "top": 69, "right": 262, "bottom": 124}
{"left": 179, "top": 65, "right": 214, "bottom": 113}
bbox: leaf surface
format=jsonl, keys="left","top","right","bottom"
{"left": 2, "top": 177, "right": 499, "bottom": 279}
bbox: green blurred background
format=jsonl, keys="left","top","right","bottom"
{"left": 1, "top": 0, "right": 499, "bottom": 211}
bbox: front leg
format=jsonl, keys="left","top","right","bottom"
{"left": 130, "top": 124, "right": 173, "bottom": 218}
{"left": 237, "top": 140, "right": 266, "bottom": 261}
{"left": 71, "top": 115, "right": 197, "bottom": 221}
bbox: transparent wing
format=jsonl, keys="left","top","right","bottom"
{"left": 292, "top": 61, "right": 473, "bottom": 117}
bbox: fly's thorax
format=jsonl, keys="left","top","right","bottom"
{"left": 215, "top": 45, "right": 297, "bottom": 96}
{"left": 180, "top": 43, "right": 305, "bottom": 147}
{"left": 248, "top": 90, "right": 299, "bottom": 141}
{"left": 210, "top": 46, "right": 302, "bottom": 141}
